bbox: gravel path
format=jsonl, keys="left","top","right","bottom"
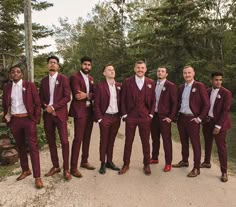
{"left": 0, "top": 122, "right": 235, "bottom": 207}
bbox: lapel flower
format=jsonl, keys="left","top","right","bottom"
{"left": 192, "top": 88, "right": 197, "bottom": 92}
{"left": 147, "top": 84, "right": 152, "bottom": 88}
{"left": 22, "top": 87, "right": 26, "bottom": 92}
{"left": 117, "top": 86, "right": 121, "bottom": 90}
{"left": 90, "top": 80, "right": 94, "bottom": 84}
{"left": 162, "top": 86, "right": 166, "bottom": 91}
{"left": 55, "top": 80, "right": 59, "bottom": 85}
{"left": 217, "top": 94, "right": 221, "bottom": 99}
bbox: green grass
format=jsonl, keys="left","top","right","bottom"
{"left": 0, "top": 163, "right": 20, "bottom": 181}
{"left": 171, "top": 112, "right": 236, "bottom": 173}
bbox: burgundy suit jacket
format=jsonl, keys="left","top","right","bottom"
{"left": 2, "top": 80, "right": 41, "bottom": 124}
{"left": 39, "top": 73, "right": 71, "bottom": 122}
{"left": 69, "top": 71, "right": 94, "bottom": 118}
{"left": 204, "top": 87, "right": 232, "bottom": 131}
{"left": 156, "top": 80, "right": 178, "bottom": 120}
{"left": 121, "top": 76, "right": 156, "bottom": 116}
{"left": 178, "top": 81, "right": 210, "bottom": 120}
{"left": 94, "top": 81, "right": 122, "bottom": 121}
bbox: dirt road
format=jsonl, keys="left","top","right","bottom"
{"left": 0, "top": 122, "right": 236, "bottom": 207}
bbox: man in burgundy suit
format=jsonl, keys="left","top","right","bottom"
{"left": 172, "top": 66, "right": 209, "bottom": 177}
{"left": 2, "top": 66, "right": 43, "bottom": 189}
{"left": 94, "top": 64, "right": 121, "bottom": 174}
{"left": 69, "top": 56, "right": 95, "bottom": 178}
{"left": 201, "top": 71, "right": 232, "bottom": 182}
{"left": 150, "top": 67, "right": 178, "bottom": 172}
{"left": 119, "top": 60, "right": 156, "bottom": 175}
{"left": 39, "top": 56, "right": 71, "bottom": 180}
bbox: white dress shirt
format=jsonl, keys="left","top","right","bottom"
{"left": 80, "top": 71, "right": 90, "bottom": 106}
{"left": 208, "top": 88, "right": 219, "bottom": 118}
{"left": 106, "top": 81, "right": 118, "bottom": 114}
{"left": 208, "top": 88, "right": 221, "bottom": 129}
{"left": 49, "top": 72, "right": 58, "bottom": 106}
{"left": 11, "top": 79, "right": 27, "bottom": 114}
{"left": 179, "top": 80, "right": 194, "bottom": 115}
{"left": 135, "top": 75, "right": 145, "bottom": 90}
{"left": 155, "top": 79, "right": 166, "bottom": 112}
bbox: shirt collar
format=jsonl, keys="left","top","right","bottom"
{"left": 157, "top": 79, "right": 166, "bottom": 85}
{"left": 212, "top": 87, "right": 220, "bottom": 92}
{"left": 185, "top": 80, "right": 194, "bottom": 87}
{"left": 107, "top": 80, "right": 115, "bottom": 86}
{"left": 49, "top": 72, "right": 58, "bottom": 80}
{"left": 80, "top": 70, "right": 88, "bottom": 79}
{"left": 135, "top": 75, "right": 145, "bottom": 83}
{"left": 13, "top": 79, "right": 23, "bottom": 87}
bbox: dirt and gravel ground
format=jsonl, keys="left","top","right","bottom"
{"left": 0, "top": 122, "right": 236, "bottom": 207}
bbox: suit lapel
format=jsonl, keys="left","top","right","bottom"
{"left": 104, "top": 81, "right": 110, "bottom": 97}
{"left": 22, "top": 80, "right": 27, "bottom": 106}
{"left": 78, "top": 72, "right": 87, "bottom": 93}
{"left": 53, "top": 74, "right": 60, "bottom": 100}
{"left": 45, "top": 76, "right": 50, "bottom": 100}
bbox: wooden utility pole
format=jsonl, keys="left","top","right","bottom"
{"left": 24, "top": 0, "right": 34, "bottom": 82}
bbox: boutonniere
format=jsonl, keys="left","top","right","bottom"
{"left": 55, "top": 80, "right": 59, "bottom": 85}
{"left": 90, "top": 80, "right": 94, "bottom": 84}
{"left": 162, "top": 86, "right": 166, "bottom": 91}
{"left": 22, "top": 87, "right": 26, "bottom": 92}
{"left": 117, "top": 86, "right": 121, "bottom": 90}
{"left": 217, "top": 94, "right": 221, "bottom": 99}
{"left": 147, "top": 84, "right": 152, "bottom": 89}
{"left": 192, "top": 88, "right": 197, "bottom": 92}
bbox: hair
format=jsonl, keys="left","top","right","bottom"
{"left": 211, "top": 71, "right": 223, "bottom": 78}
{"left": 47, "top": 55, "right": 59, "bottom": 64}
{"left": 157, "top": 66, "right": 168, "bottom": 73}
{"left": 9, "top": 64, "right": 24, "bottom": 73}
{"left": 80, "top": 56, "right": 92, "bottom": 64}
{"left": 183, "top": 65, "right": 195, "bottom": 71}
{"left": 103, "top": 63, "right": 114, "bottom": 72}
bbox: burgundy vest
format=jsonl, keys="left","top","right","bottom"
{"left": 128, "top": 84, "right": 149, "bottom": 118}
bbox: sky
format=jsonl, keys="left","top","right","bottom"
{"left": 30, "top": 0, "right": 100, "bottom": 53}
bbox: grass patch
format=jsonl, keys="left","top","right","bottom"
{"left": 0, "top": 163, "right": 20, "bottom": 181}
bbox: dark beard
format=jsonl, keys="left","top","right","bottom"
{"left": 81, "top": 68, "right": 90, "bottom": 74}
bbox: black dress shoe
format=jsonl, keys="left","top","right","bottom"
{"left": 99, "top": 163, "right": 106, "bottom": 174}
{"left": 106, "top": 162, "right": 120, "bottom": 171}
{"left": 172, "top": 160, "right": 189, "bottom": 168}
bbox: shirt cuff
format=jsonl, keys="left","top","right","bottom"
{"left": 122, "top": 114, "right": 127, "bottom": 119}
{"left": 50, "top": 105, "right": 55, "bottom": 111}
{"left": 98, "top": 119, "right": 102, "bottom": 123}
{"left": 215, "top": 125, "right": 221, "bottom": 129}
{"left": 197, "top": 117, "right": 201, "bottom": 123}
{"left": 149, "top": 114, "right": 153, "bottom": 118}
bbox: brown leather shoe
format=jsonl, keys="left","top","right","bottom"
{"left": 44, "top": 167, "right": 61, "bottom": 177}
{"left": 16, "top": 170, "right": 32, "bottom": 181}
{"left": 70, "top": 169, "right": 83, "bottom": 178}
{"left": 143, "top": 165, "right": 151, "bottom": 175}
{"left": 200, "top": 162, "right": 211, "bottom": 168}
{"left": 118, "top": 165, "right": 129, "bottom": 175}
{"left": 80, "top": 163, "right": 96, "bottom": 170}
{"left": 63, "top": 170, "right": 72, "bottom": 180}
{"left": 172, "top": 160, "right": 189, "bottom": 168}
{"left": 221, "top": 173, "right": 228, "bottom": 182}
{"left": 187, "top": 168, "right": 200, "bottom": 177}
{"left": 35, "top": 178, "right": 43, "bottom": 189}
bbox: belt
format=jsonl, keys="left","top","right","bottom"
{"left": 104, "top": 113, "right": 119, "bottom": 117}
{"left": 179, "top": 113, "right": 194, "bottom": 117}
{"left": 12, "top": 113, "right": 29, "bottom": 118}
